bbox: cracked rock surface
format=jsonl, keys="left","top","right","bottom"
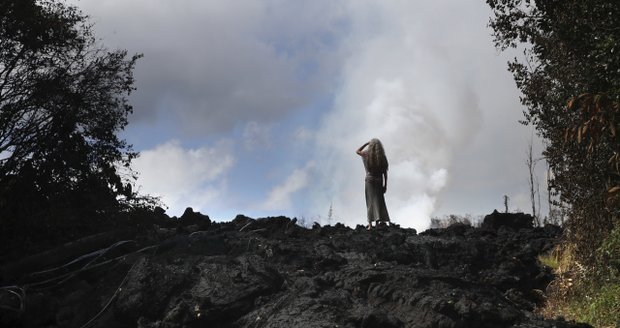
{"left": 1, "top": 211, "right": 591, "bottom": 328}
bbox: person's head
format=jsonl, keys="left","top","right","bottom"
{"left": 366, "top": 138, "right": 388, "bottom": 173}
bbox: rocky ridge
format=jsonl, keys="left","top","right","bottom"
{"left": 0, "top": 210, "right": 591, "bottom": 328}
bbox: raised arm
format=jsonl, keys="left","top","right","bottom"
{"left": 356, "top": 141, "right": 370, "bottom": 156}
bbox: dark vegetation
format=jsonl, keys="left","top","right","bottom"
{"left": 429, "top": 214, "right": 484, "bottom": 229}
{"left": 488, "top": 0, "right": 620, "bottom": 324}
{"left": 0, "top": 0, "right": 155, "bottom": 262}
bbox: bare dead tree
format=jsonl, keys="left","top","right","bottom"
{"left": 526, "top": 137, "right": 542, "bottom": 226}
{"left": 327, "top": 203, "right": 333, "bottom": 225}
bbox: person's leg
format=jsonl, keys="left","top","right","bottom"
{"left": 365, "top": 182, "right": 373, "bottom": 230}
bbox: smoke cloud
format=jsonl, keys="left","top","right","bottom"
{"left": 69, "top": 0, "right": 535, "bottom": 226}
{"left": 309, "top": 1, "right": 486, "bottom": 232}
{"left": 132, "top": 140, "right": 234, "bottom": 215}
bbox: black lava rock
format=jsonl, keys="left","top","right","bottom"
{"left": 0, "top": 212, "right": 590, "bottom": 328}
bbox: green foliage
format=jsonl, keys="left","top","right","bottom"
{"left": 561, "top": 280, "right": 620, "bottom": 327}
{"left": 489, "top": 3, "right": 620, "bottom": 322}
{"left": 598, "top": 223, "right": 620, "bottom": 274}
{"left": 487, "top": 0, "right": 620, "bottom": 264}
{"left": 539, "top": 244, "right": 620, "bottom": 327}
{"left": 538, "top": 253, "right": 560, "bottom": 271}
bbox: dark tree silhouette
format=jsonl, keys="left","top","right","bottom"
{"left": 0, "top": 0, "right": 142, "bottom": 247}
{"left": 487, "top": 0, "right": 620, "bottom": 262}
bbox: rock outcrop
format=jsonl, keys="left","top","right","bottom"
{"left": 0, "top": 211, "right": 591, "bottom": 328}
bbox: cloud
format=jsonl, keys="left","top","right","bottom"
{"left": 307, "top": 0, "right": 516, "bottom": 232}
{"left": 71, "top": 0, "right": 348, "bottom": 135}
{"left": 71, "top": 0, "right": 543, "bottom": 226}
{"left": 131, "top": 140, "right": 234, "bottom": 216}
{"left": 243, "top": 121, "right": 272, "bottom": 151}
{"left": 293, "top": 126, "right": 314, "bottom": 145}
{"left": 260, "top": 162, "right": 315, "bottom": 211}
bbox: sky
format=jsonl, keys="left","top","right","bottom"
{"left": 68, "top": 0, "right": 549, "bottom": 232}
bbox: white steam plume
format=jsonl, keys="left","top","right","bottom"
{"left": 310, "top": 1, "right": 483, "bottom": 232}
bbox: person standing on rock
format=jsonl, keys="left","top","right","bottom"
{"left": 356, "top": 138, "right": 390, "bottom": 230}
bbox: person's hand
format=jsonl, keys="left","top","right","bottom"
{"left": 356, "top": 141, "right": 370, "bottom": 155}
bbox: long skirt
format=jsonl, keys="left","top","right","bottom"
{"left": 365, "top": 180, "right": 390, "bottom": 224}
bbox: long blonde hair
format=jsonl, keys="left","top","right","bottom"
{"left": 366, "top": 138, "right": 388, "bottom": 173}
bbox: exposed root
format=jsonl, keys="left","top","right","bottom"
{"left": 79, "top": 260, "right": 139, "bottom": 328}
{"left": 0, "top": 286, "right": 25, "bottom": 313}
